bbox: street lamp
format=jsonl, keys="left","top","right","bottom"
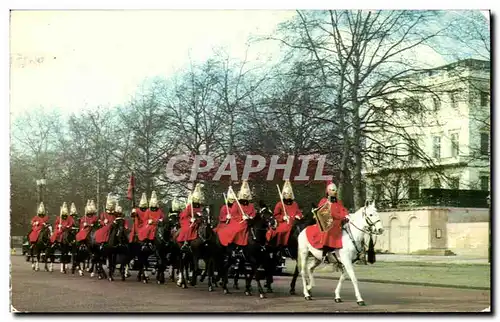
{"left": 36, "top": 179, "right": 47, "bottom": 204}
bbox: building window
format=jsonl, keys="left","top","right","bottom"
{"left": 480, "top": 133, "right": 489, "bottom": 156}
{"left": 433, "top": 178, "right": 441, "bottom": 189}
{"left": 433, "top": 96, "right": 441, "bottom": 111}
{"left": 480, "top": 91, "right": 490, "bottom": 107}
{"left": 480, "top": 176, "right": 489, "bottom": 191}
{"left": 408, "top": 180, "right": 420, "bottom": 199}
{"left": 450, "top": 177, "right": 460, "bottom": 190}
{"left": 433, "top": 136, "right": 441, "bottom": 159}
{"left": 450, "top": 133, "right": 459, "bottom": 157}
{"left": 449, "top": 92, "right": 458, "bottom": 109}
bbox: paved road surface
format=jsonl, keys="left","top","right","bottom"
{"left": 10, "top": 256, "right": 490, "bottom": 313}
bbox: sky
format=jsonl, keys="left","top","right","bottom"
{"left": 10, "top": 10, "right": 297, "bottom": 119}
{"left": 9, "top": 10, "right": 490, "bottom": 121}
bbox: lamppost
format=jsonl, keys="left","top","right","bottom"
{"left": 487, "top": 194, "right": 491, "bottom": 264}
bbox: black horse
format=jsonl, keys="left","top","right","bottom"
{"left": 89, "top": 217, "right": 129, "bottom": 281}
{"left": 46, "top": 226, "right": 78, "bottom": 274}
{"left": 215, "top": 204, "right": 277, "bottom": 298}
{"left": 29, "top": 223, "right": 52, "bottom": 272}
{"left": 265, "top": 203, "right": 317, "bottom": 295}
{"left": 71, "top": 222, "right": 99, "bottom": 276}
{"left": 177, "top": 205, "right": 215, "bottom": 290}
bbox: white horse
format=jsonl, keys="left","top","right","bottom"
{"left": 298, "top": 200, "right": 384, "bottom": 305}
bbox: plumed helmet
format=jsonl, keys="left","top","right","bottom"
{"left": 191, "top": 183, "right": 205, "bottom": 204}
{"left": 237, "top": 180, "right": 252, "bottom": 201}
{"left": 70, "top": 202, "right": 77, "bottom": 216}
{"left": 89, "top": 200, "right": 97, "bottom": 214}
{"left": 139, "top": 192, "right": 148, "bottom": 208}
{"left": 60, "top": 202, "right": 69, "bottom": 216}
{"left": 282, "top": 180, "right": 295, "bottom": 200}
{"left": 326, "top": 180, "right": 337, "bottom": 197}
{"left": 149, "top": 191, "right": 159, "bottom": 208}
{"left": 226, "top": 187, "right": 237, "bottom": 203}
{"left": 105, "top": 193, "right": 116, "bottom": 211}
{"left": 37, "top": 202, "right": 46, "bottom": 215}
{"left": 84, "top": 200, "right": 91, "bottom": 215}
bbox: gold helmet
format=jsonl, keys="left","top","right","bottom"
{"left": 37, "top": 202, "right": 46, "bottom": 215}
{"left": 89, "top": 200, "right": 97, "bottom": 214}
{"left": 139, "top": 192, "right": 148, "bottom": 208}
{"left": 226, "top": 187, "right": 237, "bottom": 203}
{"left": 149, "top": 191, "right": 159, "bottom": 208}
{"left": 70, "top": 202, "right": 78, "bottom": 216}
{"left": 282, "top": 180, "right": 295, "bottom": 200}
{"left": 191, "top": 183, "right": 205, "bottom": 204}
{"left": 171, "top": 197, "right": 182, "bottom": 212}
{"left": 237, "top": 180, "right": 252, "bottom": 201}
{"left": 105, "top": 193, "right": 116, "bottom": 212}
{"left": 60, "top": 202, "right": 69, "bottom": 216}
{"left": 84, "top": 200, "right": 91, "bottom": 215}
{"left": 326, "top": 180, "right": 337, "bottom": 197}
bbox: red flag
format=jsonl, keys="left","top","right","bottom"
{"left": 127, "top": 174, "right": 135, "bottom": 200}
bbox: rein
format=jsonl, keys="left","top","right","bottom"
{"left": 343, "top": 207, "right": 380, "bottom": 261}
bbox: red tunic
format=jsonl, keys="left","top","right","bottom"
{"left": 214, "top": 204, "right": 232, "bottom": 232}
{"left": 306, "top": 198, "right": 348, "bottom": 249}
{"left": 266, "top": 201, "right": 303, "bottom": 246}
{"left": 50, "top": 216, "right": 75, "bottom": 243}
{"left": 75, "top": 214, "right": 98, "bottom": 242}
{"left": 217, "top": 203, "right": 256, "bottom": 247}
{"left": 176, "top": 204, "right": 202, "bottom": 243}
{"left": 28, "top": 215, "right": 49, "bottom": 243}
{"left": 128, "top": 208, "right": 148, "bottom": 243}
{"left": 138, "top": 208, "right": 165, "bottom": 241}
{"left": 95, "top": 212, "right": 116, "bottom": 244}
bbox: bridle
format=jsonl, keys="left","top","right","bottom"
{"left": 343, "top": 206, "right": 382, "bottom": 260}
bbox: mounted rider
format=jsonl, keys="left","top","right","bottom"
{"left": 214, "top": 187, "right": 237, "bottom": 232}
{"left": 114, "top": 200, "right": 129, "bottom": 229}
{"left": 266, "top": 180, "right": 303, "bottom": 247}
{"left": 28, "top": 202, "right": 50, "bottom": 243}
{"left": 129, "top": 192, "right": 149, "bottom": 243}
{"left": 176, "top": 183, "right": 205, "bottom": 247}
{"left": 76, "top": 200, "right": 98, "bottom": 242}
{"left": 50, "top": 202, "right": 75, "bottom": 243}
{"left": 216, "top": 180, "right": 256, "bottom": 248}
{"left": 138, "top": 191, "right": 165, "bottom": 243}
{"left": 168, "top": 197, "right": 182, "bottom": 232}
{"left": 94, "top": 193, "right": 118, "bottom": 244}
{"left": 306, "top": 180, "right": 349, "bottom": 263}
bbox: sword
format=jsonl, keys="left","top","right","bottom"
{"left": 223, "top": 193, "right": 231, "bottom": 224}
{"left": 276, "top": 184, "right": 290, "bottom": 224}
{"left": 228, "top": 186, "right": 247, "bottom": 224}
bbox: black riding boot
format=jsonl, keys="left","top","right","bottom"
{"left": 322, "top": 248, "right": 331, "bottom": 264}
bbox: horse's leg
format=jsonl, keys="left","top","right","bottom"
{"left": 299, "top": 247, "right": 312, "bottom": 300}
{"left": 289, "top": 261, "right": 299, "bottom": 295}
{"left": 306, "top": 257, "right": 321, "bottom": 292}
{"left": 334, "top": 271, "right": 347, "bottom": 303}
{"left": 108, "top": 252, "right": 115, "bottom": 281}
{"left": 30, "top": 244, "right": 35, "bottom": 270}
{"left": 341, "top": 255, "right": 365, "bottom": 306}
{"left": 190, "top": 253, "right": 198, "bottom": 286}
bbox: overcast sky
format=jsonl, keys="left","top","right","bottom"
{"left": 9, "top": 10, "right": 489, "bottom": 121}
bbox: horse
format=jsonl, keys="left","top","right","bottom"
{"left": 71, "top": 224, "right": 99, "bottom": 276}
{"left": 46, "top": 226, "right": 78, "bottom": 273}
{"left": 176, "top": 205, "right": 215, "bottom": 290}
{"left": 89, "top": 217, "right": 129, "bottom": 281}
{"left": 297, "top": 200, "right": 384, "bottom": 304}
{"left": 215, "top": 205, "right": 277, "bottom": 298}
{"left": 265, "top": 203, "right": 317, "bottom": 295}
{"left": 29, "top": 223, "right": 52, "bottom": 272}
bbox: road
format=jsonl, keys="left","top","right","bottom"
{"left": 10, "top": 256, "right": 490, "bottom": 313}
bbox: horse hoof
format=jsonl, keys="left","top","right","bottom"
{"left": 182, "top": 284, "right": 187, "bottom": 289}
{"left": 335, "top": 298, "right": 343, "bottom": 303}
{"left": 245, "top": 291, "right": 251, "bottom": 296}
{"left": 357, "top": 301, "right": 366, "bottom": 306}
{"left": 78, "top": 271, "right": 84, "bottom": 277}
{"left": 98, "top": 275, "right": 102, "bottom": 280}
{"left": 290, "top": 289, "right": 296, "bottom": 295}
{"left": 223, "top": 289, "right": 230, "bottom": 294}
{"left": 143, "top": 279, "right": 148, "bottom": 284}
{"left": 90, "top": 272, "right": 95, "bottom": 278}
{"left": 108, "top": 277, "right": 114, "bottom": 282}
{"left": 125, "top": 273, "right": 131, "bottom": 278}
{"left": 208, "top": 286, "right": 213, "bottom": 292}
{"left": 31, "top": 264, "right": 35, "bottom": 270}
{"left": 157, "top": 280, "right": 162, "bottom": 285}
{"left": 259, "top": 293, "right": 266, "bottom": 299}
{"left": 305, "top": 296, "right": 312, "bottom": 301}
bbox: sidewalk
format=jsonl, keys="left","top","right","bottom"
{"left": 373, "top": 254, "right": 488, "bottom": 265}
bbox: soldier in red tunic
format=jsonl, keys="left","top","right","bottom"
{"left": 177, "top": 184, "right": 204, "bottom": 247}
{"left": 50, "top": 202, "right": 75, "bottom": 243}
{"left": 305, "top": 180, "right": 349, "bottom": 263}
{"left": 129, "top": 193, "right": 149, "bottom": 243}
{"left": 266, "top": 180, "right": 303, "bottom": 246}
{"left": 217, "top": 180, "right": 256, "bottom": 248}
{"left": 114, "top": 201, "right": 129, "bottom": 230}
{"left": 138, "top": 191, "right": 165, "bottom": 242}
{"left": 94, "top": 194, "right": 118, "bottom": 244}
{"left": 214, "top": 188, "right": 237, "bottom": 232}
{"left": 76, "top": 200, "right": 98, "bottom": 242}
{"left": 28, "top": 202, "right": 50, "bottom": 243}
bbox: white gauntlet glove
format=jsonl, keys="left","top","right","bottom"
{"left": 34, "top": 221, "right": 39, "bottom": 226}
{"left": 190, "top": 216, "right": 195, "bottom": 223}
{"left": 57, "top": 224, "right": 62, "bottom": 229}
{"left": 83, "top": 222, "right": 88, "bottom": 227}
{"left": 104, "top": 219, "right": 109, "bottom": 225}
{"left": 242, "top": 213, "right": 249, "bottom": 221}
{"left": 148, "top": 219, "right": 153, "bottom": 225}
{"left": 226, "top": 214, "right": 231, "bottom": 220}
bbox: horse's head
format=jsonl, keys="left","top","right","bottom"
{"left": 109, "top": 217, "right": 128, "bottom": 246}
{"left": 197, "top": 205, "right": 214, "bottom": 240}
{"left": 155, "top": 217, "right": 170, "bottom": 244}
{"left": 257, "top": 202, "right": 277, "bottom": 230}
{"left": 355, "top": 200, "right": 384, "bottom": 235}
